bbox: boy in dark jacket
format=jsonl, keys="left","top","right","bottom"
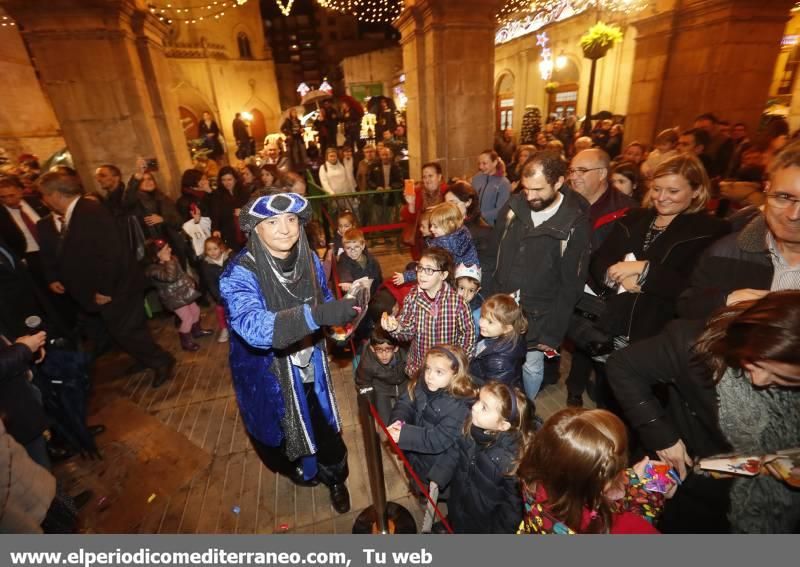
{"left": 337, "top": 228, "right": 383, "bottom": 297}
{"left": 355, "top": 329, "right": 408, "bottom": 425}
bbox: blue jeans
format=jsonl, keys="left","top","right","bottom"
{"left": 522, "top": 349, "right": 545, "bottom": 401}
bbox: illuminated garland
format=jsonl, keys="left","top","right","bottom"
{"left": 147, "top": 0, "right": 249, "bottom": 24}
{"left": 316, "top": 0, "right": 405, "bottom": 24}
{"left": 0, "top": 14, "right": 16, "bottom": 28}
{"left": 497, "top": 0, "right": 649, "bottom": 24}
{"left": 495, "top": 0, "right": 649, "bottom": 44}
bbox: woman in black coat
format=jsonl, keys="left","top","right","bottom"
{"left": 606, "top": 291, "right": 800, "bottom": 533}
{"left": 590, "top": 154, "right": 729, "bottom": 343}
{"left": 125, "top": 170, "right": 187, "bottom": 268}
{"left": 209, "top": 166, "right": 250, "bottom": 252}
{"left": 176, "top": 169, "right": 212, "bottom": 222}
{"left": 198, "top": 111, "right": 224, "bottom": 161}
{"left": 443, "top": 181, "right": 493, "bottom": 269}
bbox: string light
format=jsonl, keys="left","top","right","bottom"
{"left": 0, "top": 14, "right": 17, "bottom": 28}
{"left": 497, "top": 0, "right": 649, "bottom": 24}
{"left": 275, "top": 1, "right": 296, "bottom": 16}
{"left": 146, "top": 0, "right": 248, "bottom": 24}
{"left": 316, "top": 1, "right": 405, "bottom": 24}
{"left": 495, "top": 1, "right": 649, "bottom": 45}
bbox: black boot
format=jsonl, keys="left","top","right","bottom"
{"left": 288, "top": 465, "right": 320, "bottom": 488}
{"left": 329, "top": 483, "right": 351, "bottom": 514}
{"left": 179, "top": 332, "right": 200, "bottom": 352}
{"left": 191, "top": 322, "right": 213, "bottom": 338}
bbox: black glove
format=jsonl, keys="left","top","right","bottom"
{"left": 311, "top": 297, "right": 358, "bottom": 327}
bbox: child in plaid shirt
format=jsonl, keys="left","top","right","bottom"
{"left": 381, "top": 247, "right": 476, "bottom": 376}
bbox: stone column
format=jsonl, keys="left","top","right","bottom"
{"left": 627, "top": 0, "right": 795, "bottom": 143}
{"left": 1, "top": 0, "right": 190, "bottom": 195}
{"left": 395, "top": 0, "right": 504, "bottom": 179}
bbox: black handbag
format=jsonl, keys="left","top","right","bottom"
{"left": 567, "top": 290, "right": 612, "bottom": 351}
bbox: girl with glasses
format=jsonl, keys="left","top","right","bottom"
{"left": 382, "top": 247, "right": 476, "bottom": 377}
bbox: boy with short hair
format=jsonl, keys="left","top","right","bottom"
{"left": 356, "top": 329, "right": 408, "bottom": 425}
{"left": 334, "top": 210, "right": 358, "bottom": 257}
{"left": 337, "top": 228, "right": 383, "bottom": 296}
{"left": 455, "top": 263, "right": 483, "bottom": 330}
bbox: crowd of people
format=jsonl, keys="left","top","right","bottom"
{"left": 1, "top": 105, "right": 799, "bottom": 534}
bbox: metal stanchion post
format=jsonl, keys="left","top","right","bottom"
{"left": 352, "top": 387, "right": 416, "bottom": 534}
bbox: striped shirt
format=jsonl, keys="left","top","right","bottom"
{"left": 390, "top": 282, "right": 476, "bottom": 377}
{"left": 767, "top": 232, "right": 800, "bottom": 291}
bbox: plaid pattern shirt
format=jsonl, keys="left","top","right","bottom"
{"left": 390, "top": 282, "right": 476, "bottom": 376}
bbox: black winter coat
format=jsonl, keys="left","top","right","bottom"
{"left": 208, "top": 186, "right": 250, "bottom": 252}
{"left": 591, "top": 208, "right": 729, "bottom": 342}
{"left": 355, "top": 343, "right": 408, "bottom": 389}
{"left": 0, "top": 196, "right": 50, "bottom": 258}
{"left": 586, "top": 186, "right": 638, "bottom": 251}
{"left": 607, "top": 317, "right": 800, "bottom": 534}
{"left": 176, "top": 188, "right": 210, "bottom": 223}
{"left": 488, "top": 190, "right": 591, "bottom": 348}
{"left": 678, "top": 214, "right": 773, "bottom": 320}
{"left": 469, "top": 336, "right": 526, "bottom": 388}
{"left": 58, "top": 198, "right": 145, "bottom": 313}
{"left": 336, "top": 251, "right": 383, "bottom": 296}
{"left": 201, "top": 254, "right": 231, "bottom": 303}
{"left": 390, "top": 382, "right": 472, "bottom": 488}
{"left": 436, "top": 427, "right": 523, "bottom": 533}
{"left": 0, "top": 343, "right": 49, "bottom": 445}
{"left": 606, "top": 318, "right": 729, "bottom": 458}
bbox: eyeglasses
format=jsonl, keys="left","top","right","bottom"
{"left": 766, "top": 192, "right": 800, "bottom": 209}
{"left": 372, "top": 346, "right": 395, "bottom": 354}
{"left": 416, "top": 265, "right": 443, "bottom": 276}
{"left": 568, "top": 167, "right": 605, "bottom": 177}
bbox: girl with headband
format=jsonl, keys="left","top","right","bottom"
{"left": 433, "top": 382, "right": 532, "bottom": 533}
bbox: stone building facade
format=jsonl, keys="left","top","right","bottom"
{"left": 0, "top": 0, "right": 281, "bottom": 195}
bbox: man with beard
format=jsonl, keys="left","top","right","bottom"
{"left": 220, "top": 193, "right": 358, "bottom": 513}
{"left": 486, "top": 151, "right": 591, "bottom": 402}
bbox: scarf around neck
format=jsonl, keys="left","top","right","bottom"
{"left": 245, "top": 229, "right": 325, "bottom": 462}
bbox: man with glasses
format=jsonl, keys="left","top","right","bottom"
{"left": 680, "top": 140, "right": 800, "bottom": 318}
{"left": 568, "top": 148, "right": 637, "bottom": 249}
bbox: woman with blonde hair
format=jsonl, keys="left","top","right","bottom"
{"left": 565, "top": 154, "right": 730, "bottom": 409}
{"left": 589, "top": 154, "right": 730, "bottom": 346}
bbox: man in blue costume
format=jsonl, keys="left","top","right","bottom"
{"left": 220, "top": 193, "right": 357, "bottom": 513}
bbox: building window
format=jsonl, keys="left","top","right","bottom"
{"left": 238, "top": 33, "right": 253, "bottom": 59}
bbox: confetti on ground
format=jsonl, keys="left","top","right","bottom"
{"left": 232, "top": 506, "right": 240, "bottom": 515}
{"left": 147, "top": 493, "right": 157, "bottom": 503}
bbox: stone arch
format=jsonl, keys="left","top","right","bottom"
{"left": 172, "top": 81, "right": 216, "bottom": 142}
{"left": 495, "top": 70, "right": 516, "bottom": 131}
{"left": 232, "top": 22, "right": 258, "bottom": 59}
{"left": 249, "top": 108, "right": 267, "bottom": 151}
{"left": 237, "top": 32, "right": 253, "bottom": 59}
